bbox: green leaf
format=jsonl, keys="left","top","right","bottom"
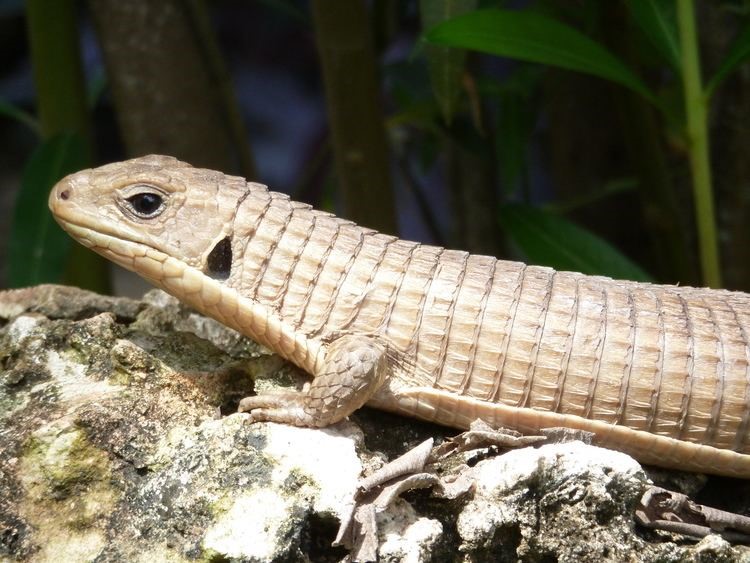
{"left": 705, "top": 23, "right": 750, "bottom": 97}
{"left": 8, "top": 133, "right": 87, "bottom": 287}
{"left": 626, "top": 0, "right": 680, "bottom": 71}
{"left": 499, "top": 203, "right": 652, "bottom": 282}
{"left": 479, "top": 67, "right": 541, "bottom": 195}
{"left": 0, "top": 98, "right": 41, "bottom": 136}
{"left": 426, "top": 9, "right": 656, "bottom": 103}
{"left": 420, "top": 0, "right": 478, "bottom": 124}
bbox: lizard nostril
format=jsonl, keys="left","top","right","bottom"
{"left": 60, "top": 189, "right": 70, "bottom": 200}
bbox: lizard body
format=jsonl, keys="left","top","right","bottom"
{"left": 49, "top": 155, "right": 750, "bottom": 477}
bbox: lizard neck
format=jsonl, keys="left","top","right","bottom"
{"left": 152, "top": 252, "right": 324, "bottom": 374}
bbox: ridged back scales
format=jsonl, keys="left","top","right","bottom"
{"left": 229, "top": 187, "right": 750, "bottom": 459}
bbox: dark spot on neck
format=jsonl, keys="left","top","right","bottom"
{"left": 206, "top": 236, "right": 232, "bottom": 280}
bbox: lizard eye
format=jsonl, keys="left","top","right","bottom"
{"left": 126, "top": 192, "right": 165, "bottom": 218}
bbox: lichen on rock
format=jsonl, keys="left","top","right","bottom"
{"left": 1, "top": 285, "right": 749, "bottom": 562}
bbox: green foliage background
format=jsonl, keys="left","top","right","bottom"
{"left": 3, "top": 0, "right": 750, "bottom": 292}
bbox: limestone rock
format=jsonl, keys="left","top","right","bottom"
{"left": 1, "top": 285, "right": 749, "bottom": 562}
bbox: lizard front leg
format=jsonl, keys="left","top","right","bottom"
{"left": 238, "top": 334, "right": 388, "bottom": 427}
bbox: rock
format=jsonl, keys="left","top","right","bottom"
{"left": 1, "top": 285, "right": 749, "bottom": 562}
{"left": 456, "top": 442, "right": 648, "bottom": 560}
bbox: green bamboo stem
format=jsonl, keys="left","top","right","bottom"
{"left": 26, "top": 0, "right": 110, "bottom": 293}
{"left": 676, "top": 0, "right": 722, "bottom": 288}
{"left": 26, "top": 0, "right": 90, "bottom": 143}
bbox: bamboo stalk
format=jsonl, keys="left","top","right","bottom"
{"left": 676, "top": 0, "right": 722, "bottom": 287}
{"left": 26, "top": 0, "right": 110, "bottom": 292}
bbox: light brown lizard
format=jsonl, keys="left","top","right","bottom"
{"left": 49, "top": 155, "right": 750, "bottom": 477}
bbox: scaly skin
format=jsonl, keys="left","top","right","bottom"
{"left": 49, "top": 155, "right": 750, "bottom": 477}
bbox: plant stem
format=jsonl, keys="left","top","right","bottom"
{"left": 311, "top": 0, "right": 398, "bottom": 235}
{"left": 26, "top": 0, "right": 90, "bottom": 143}
{"left": 676, "top": 0, "right": 722, "bottom": 287}
{"left": 26, "top": 0, "right": 111, "bottom": 293}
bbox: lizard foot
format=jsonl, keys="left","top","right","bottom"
{"left": 238, "top": 334, "right": 389, "bottom": 427}
{"left": 238, "top": 391, "right": 319, "bottom": 426}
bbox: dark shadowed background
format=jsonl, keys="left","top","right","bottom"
{"left": 1, "top": 0, "right": 749, "bottom": 295}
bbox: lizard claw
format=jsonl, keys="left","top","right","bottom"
{"left": 237, "top": 392, "right": 321, "bottom": 427}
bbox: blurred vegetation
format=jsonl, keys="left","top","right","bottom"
{"left": 17, "top": 0, "right": 109, "bottom": 292}
{"left": 2, "top": 0, "right": 750, "bottom": 292}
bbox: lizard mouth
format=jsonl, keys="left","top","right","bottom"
{"left": 53, "top": 216, "right": 106, "bottom": 251}
{"left": 53, "top": 215, "right": 170, "bottom": 282}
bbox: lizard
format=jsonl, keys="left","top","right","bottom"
{"left": 48, "top": 154, "right": 750, "bottom": 478}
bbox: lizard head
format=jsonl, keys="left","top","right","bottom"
{"left": 49, "top": 154, "right": 253, "bottom": 283}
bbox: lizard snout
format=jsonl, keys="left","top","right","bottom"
{"left": 49, "top": 177, "right": 74, "bottom": 214}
